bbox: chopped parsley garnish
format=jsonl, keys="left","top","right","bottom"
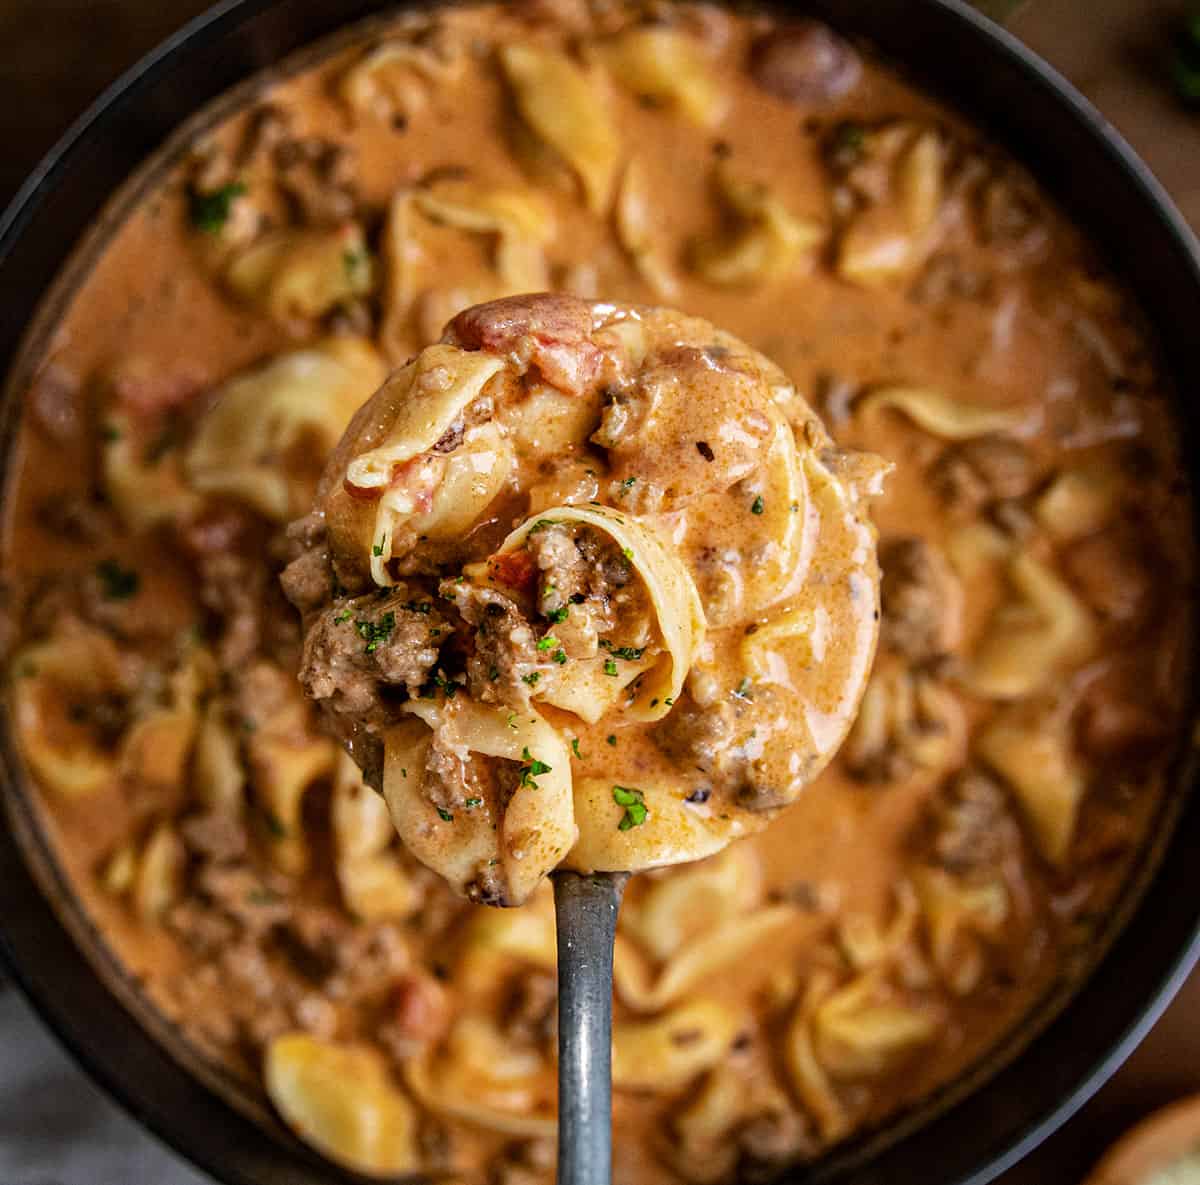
{"left": 664, "top": 697, "right": 675, "bottom": 706}
{"left": 263, "top": 810, "right": 288, "bottom": 839}
{"left": 603, "top": 658, "right": 619, "bottom": 677}
{"left": 95, "top": 559, "right": 140, "bottom": 600}
{"left": 613, "top": 785, "right": 648, "bottom": 830}
{"left": 404, "top": 600, "right": 432, "bottom": 615}
{"left": 622, "top": 546, "right": 634, "bottom": 560}
{"left": 189, "top": 181, "right": 247, "bottom": 234}
{"left": 547, "top": 606, "right": 570, "bottom": 624}
{"left": 617, "top": 476, "right": 637, "bottom": 496}
{"left": 831, "top": 120, "right": 866, "bottom": 158}
{"left": 343, "top": 247, "right": 369, "bottom": 280}
{"left": 536, "top": 635, "right": 560, "bottom": 652}
{"left": 600, "top": 641, "right": 645, "bottom": 661}
{"left": 506, "top": 712, "right": 519, "bottom": 730}
{"left": 372, "top": 539, "right": 386, "bottom": 557}
{"left": 606, "top": 734, "right": 617, "bottom": 746}
{"left": 751, "top": 495, "right": 765, "bottom": 515}
{"left": 436, "top": 807, "right": 454, "bottom": 823}
{"left": 334, "top": 609, "right": 352, "bottom": 624}
{"left": 553, "top": 649, "right": 568, "bottom": 665}
{"left": 529, "top": 518, "right": 562, "bottom": 533}
{"left": 519, "top": 747, "right": 552, "bottom": 789}
{"left": 734, "top": 677, "right": 753, "bottom": 700}
{"left": 489, "top": 665, "right": 500, "bottom": 682}
{"left": 522, "top": 671, "right": 541, "bottom": 686}
{"left": 571, "top": 738, "right": 583, "bottom": 760}
{"left": 355, "top": 612, "right": 395, "bottom": 654}
{"left": 464, "top": 797, "right": 482, "bottom": 809}
{"left": 432, "top": 673, "right": 459, "bottom": 699}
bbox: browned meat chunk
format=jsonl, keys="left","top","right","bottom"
{"left": 444, "top": 292, "right": 603, "bottom": 395}
{"left": 919, "top": 767, "right": 1020, "bottom": 875}
{"left": 178, "top": 506, "right": 270, "bottom": 666}
{"left": 502, "top": 971, "right": 557, "bottom": 1046}
{"left": 274, "top": 137, "right": 359, "bottom": 225}
{"left": 593, "top": 346, "right": 774, "bottom": 513}
{"left": 378, "top": 970, "right": 452, "bottom": 1062}
{"left": 299, "top": 585, "right": 448, "bottom": 728}
{"left": 749, "top": 21, "right": 861, "bottom": 105}
{"left": 192, "top": 862, "right": 293, "bottom": 936}
{"left": 279, "top": 513, "right": 333, "bottom": 614}
{"left": 523, "top": 523, "right": 641, "bottom": 656}
{"left": 879, "top": 537, "right": 962, "bottom": 662}
{"left": 655, "top": 686, "right": 798, "bottom": 810}
{"left": 929, "top": 436, "right": 1034, "bottom": 517}
{"left": 423, "top": 731, "right": 500, "bottom": 814}
{"left": 441, "top": 580, "right": 540, "bottom": 709}
{"left": 1061, "top": 526, "right": 1154, "bottom": 627}
{"left": 180, "top": 809, "right": 247, "bottom": 862}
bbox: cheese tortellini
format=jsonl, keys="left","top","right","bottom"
{"left": 292, "top": 294, "right": 885, "bottom": 903}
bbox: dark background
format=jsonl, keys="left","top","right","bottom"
{"left": 0, "top": 2, "right": 1197, "bottom": 1183}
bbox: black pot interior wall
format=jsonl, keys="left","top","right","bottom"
{"left": 0, "top": 4, "right": 1198, "bottom": 1185}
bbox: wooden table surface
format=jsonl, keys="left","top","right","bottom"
{"left": 0, "top": 2, "right": 1197, "bottom": 1183}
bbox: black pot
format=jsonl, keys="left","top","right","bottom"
{"left": 1, "top": 2, "right": 1198, "bottom": 1183}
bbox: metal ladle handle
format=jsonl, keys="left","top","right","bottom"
{"left": 553, "top": 870, "right": 629, "bottom": 1185}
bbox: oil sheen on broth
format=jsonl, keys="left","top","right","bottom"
{"left": 1, "top": 2, "right": 1192, "bottom": 1182}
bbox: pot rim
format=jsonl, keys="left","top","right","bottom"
{"left": 1, "top": 4, "right": 1199, "bottom": 1185}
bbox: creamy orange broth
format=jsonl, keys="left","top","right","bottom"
{"left": 1, "top": 2, "right": 1192, "bottom": 1182}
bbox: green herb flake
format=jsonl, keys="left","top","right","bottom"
{"left": 612, "top": 785, "right": 648, "bottom": 830}
{"left": 436, "top": 807, "right": 454, "bottom": 823}
{"left": 489, "top": 665, "right": 500, "bottom": 682}
{"left": 263, "top": 811, "right": 288, "bottom": 839}
{"left": 547, "top": 606, "right": 570, "bottom": 624}
{"left": 529, "top": 518, "right": 562, "bottom": 533}
{"left": 603, "top": 658, "right": 619, "bottom": 677}
{"left": 522, "top": 671, "right": 541, "bottom": 686}
{"left": 342, "top": 247, "right": 369, "bottom": 281}
{"left": 355, "top": 611, "right": 396, "bottom": 654}
{"left": 536, "top": 635, "right": 560, "bottom": 652}
{"left": 189, "top": 181, "right": 247, "bottom": 234}
{"left": 404, "top": 600, "right": 432, "bottom": 615}
{"left": 334, "top": 609, "right": 352, "bottom": 624}
{"left": 506, "top": 712, "right": 519, "bottom": 730}
{"left": 553, "top": 649, "right": 568, "bottom": 666}
{"left": 464, "top": 797, "right": 483, "bottom": 809}
{"left": 734, "top": 676, "right": 753, "bottom": 700}
{"left": 519, "top": 747, "right": 552, "bottom": 789}
{"left": 751, "top": 495, "right": 765, "bottom": 515}
{"left": 606, "top": 734, "right": 617, "bottom": 747}
{"left": 664, "top": 697, "right": 675, "bottom": 706}
{"left": 571, "top": 738, "right": 583, "bottom": 760}
{"left": 95, "top": 559, "right": 140, "bottom": 601}
{"left": 372, "top": 539, "right": 386, "bottom": 557}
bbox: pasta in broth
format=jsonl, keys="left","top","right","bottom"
{"left": 288, "top": 295, "right": 886, "bottom": 902}
{"left": 1, "top": 1, "right": 1192, "bottom": 1181}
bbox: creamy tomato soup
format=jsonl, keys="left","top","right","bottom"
{"left": 1, "top": 2, "right": 1192, "bottom": 1181}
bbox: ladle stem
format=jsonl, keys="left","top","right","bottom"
{"left": 552, "top": 870, "right": 629, "bottom": 1185}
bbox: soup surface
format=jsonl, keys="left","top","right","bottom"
{"left": 1, "top": 2, "right": 1193, "bottom": 1181}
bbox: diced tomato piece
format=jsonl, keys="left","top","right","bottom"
{"left": 487, "top": 548, "right": 536, "bottom": 592}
